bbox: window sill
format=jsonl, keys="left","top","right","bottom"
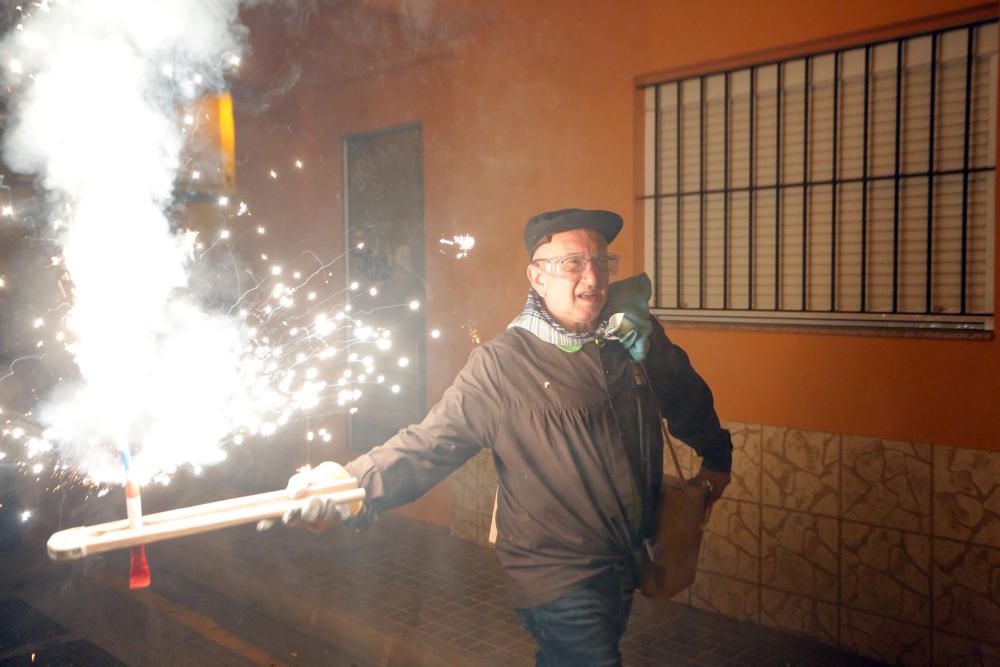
{"left": 655, "top": 316, "right": 994, "bottom": 340}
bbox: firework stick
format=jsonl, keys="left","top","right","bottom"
{"left": 125, "top": 479, "right": 151, "bottom": 589}
{"left": 46, "top": 478, "right": 364, "bottom": 560}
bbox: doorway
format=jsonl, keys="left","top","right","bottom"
{"left": 344, "top": 124, "right": 426, "bottom": 452}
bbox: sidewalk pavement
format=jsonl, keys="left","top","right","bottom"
{"left": 2, "top": 471, "right": 887, "bottom": 667}
{"left": 156, "top": 513, "right": 886, "bottom": 667}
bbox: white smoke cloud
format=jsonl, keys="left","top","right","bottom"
{"left": 0, "top": 1, "right": 250, "bottom": 482}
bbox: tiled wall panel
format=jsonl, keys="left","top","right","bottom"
{"left": 690, "top": 571, "right": 759, "bottom": 621}
{"left": 933, "top": 538, "right": 1000, "bottom": 644}
{"left": 842, "top": 436, "right": 931, "bottom": 533}
{"left": 934, "top": 446, "right": 1000, "bottom": 546}
{"left": 841, "top": 522, "right": 931, "bottom": 623}
{"left": 450, "top": 449, "right": 492, "bottom": 543}
{"left": 762, "top": 426, "right": 839, "bottom": 515}
{"left": 721, "top": 421, "right": 762, "bottom": 503}
{"left": 760, "top": 589, "right": 838, "bottom": 645}
{"left": 699, "top": 498, "right": 759, "bottom": 583}
{"left": 761, "top": 508, "right": 839, "bottom": 601}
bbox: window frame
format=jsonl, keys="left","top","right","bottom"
{"left": 640, "top": 19, "right": 998, "bottom": 333}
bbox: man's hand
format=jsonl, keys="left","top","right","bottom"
{"left": 258, "top": 462, "right": 362, "bottom": 533}
{"left": 690, "top": 466, "right": 731, "bottom": 506}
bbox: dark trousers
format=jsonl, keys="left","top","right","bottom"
{"left": 516, "top": 563, "right": 635, "bottom": 667}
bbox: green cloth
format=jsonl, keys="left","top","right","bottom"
{"left": 605, "top": 273, "right": 654, "bottom": 362}
{"left": 549, "top": 273, "right": 654, "bottom": 362}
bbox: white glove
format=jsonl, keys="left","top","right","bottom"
{"left": 257, "top": 461, "right": 362, "bottom": 533}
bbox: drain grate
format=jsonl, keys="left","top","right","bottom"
{"left": 0, "top": 599, "right": 67, "bottom": 652}
{"left": 0, "top": 640, "right": 127, "bottom": 666}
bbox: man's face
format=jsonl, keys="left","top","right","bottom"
{"left": 526, "top": 228, "right": 610, "bottom": 333}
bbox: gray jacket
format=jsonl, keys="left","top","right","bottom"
{"left": 345, "top": 318, "right": 732, "bottom": 608}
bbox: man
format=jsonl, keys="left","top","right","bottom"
{"left": 286, "top": 209, "right": 732, "bottom": 666}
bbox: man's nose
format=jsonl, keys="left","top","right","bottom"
{"left": 580, "top": 260, "right": 600, "bottom": 285}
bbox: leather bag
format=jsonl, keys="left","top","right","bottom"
{"left": 638, "top": 420, "right": 711, "bottom": 598}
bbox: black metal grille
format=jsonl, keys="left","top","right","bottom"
{"left": 643, "top": 20, "right": 997, "bottom": 328}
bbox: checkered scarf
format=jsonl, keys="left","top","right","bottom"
{"left": 507, "top": 288, "right": 612, "bottom": 347}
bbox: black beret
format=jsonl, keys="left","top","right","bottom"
{"left": 524, "top": 209, "right": 623, "bottom": 256}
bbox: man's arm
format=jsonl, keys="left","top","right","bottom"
{"left": 644, "top": 318, "right": 733, "bottom": 501}
{"left": 344, "top": 344, "right": 501, "bottom": 527}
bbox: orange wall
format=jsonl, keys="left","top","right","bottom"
{"left": 237, "top": 0, "right": 1000, "bottom": 526}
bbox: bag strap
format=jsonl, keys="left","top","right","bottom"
{"left": 637, "top": 362, "right": 686, "bottom": 482}
{"left": 660, "top": 419, "right": 686, "bottom": 482}
{"left": 638, "top": 361, "right": 712, "bottom": 528}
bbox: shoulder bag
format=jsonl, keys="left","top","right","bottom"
{"left": 637, "top": 419, "right": 712, "bottom": 598}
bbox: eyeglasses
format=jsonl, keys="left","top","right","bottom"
{"left": 532, "top": 254, "right": 620, "bottom": 277}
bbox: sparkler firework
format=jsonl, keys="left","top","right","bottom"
{"left": 0, "top": 0, "right": 248, "bottom": 487}
{"left": 0, "top": 0, "right": 474, "bottom": 554}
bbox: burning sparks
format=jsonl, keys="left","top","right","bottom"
{"left": 0, "top": 0, "right": 247, "bottom": 485}
{"left": 465, "top": 324, "right": 483, "bottom": 345}
{"left": 0, "top": 1, "right": 475, "bottom": 512}
{"left": 440, "top": 235, "right": 476, "bottom": 259}
{"left": 0, "top": 224, "right": 463, "bottom": 487}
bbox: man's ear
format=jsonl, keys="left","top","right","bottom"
{"left": 527, "top": 263, "right": 546, "bottom": 297}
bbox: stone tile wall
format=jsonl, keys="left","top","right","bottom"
{"left": 449, "top": 421, "right": 1000, "bottom": 666}
{"left": 450, "top": 448, "right": 497, "bottom": 545}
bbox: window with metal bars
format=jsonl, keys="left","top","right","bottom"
{"left": 641, "top": 20, "right": 997, "bottom": 331}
